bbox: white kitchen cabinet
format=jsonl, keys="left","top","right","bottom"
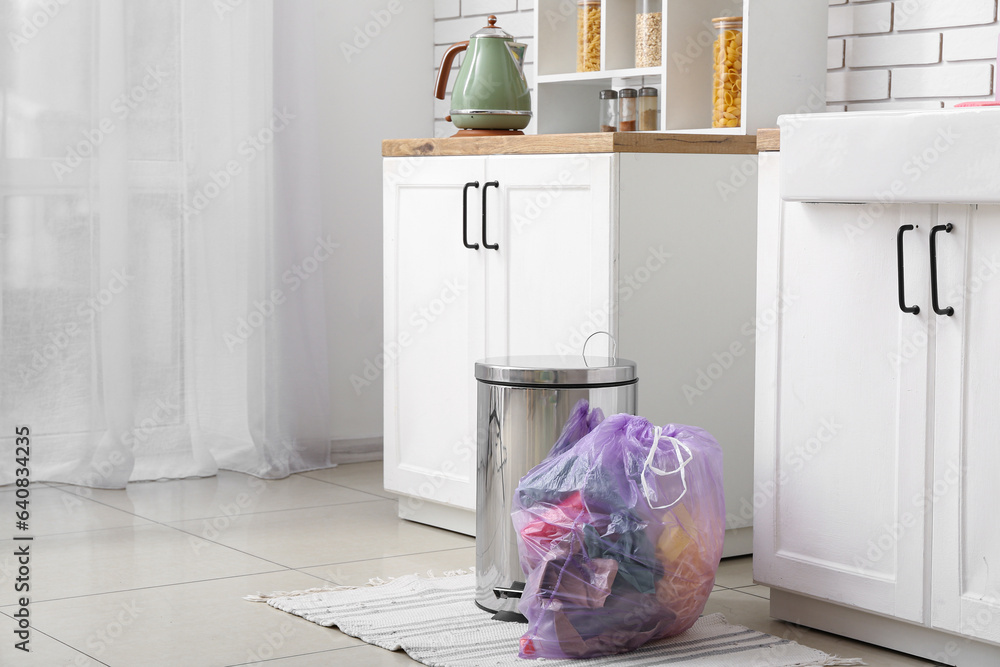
{"left": 753, "top": 193, "right": 930, "bottom": 622}
{"left": 755, "top": 111, "right": 1000, "bottom": 665}
{"left": 384, "top": 137, "right": 759, "bottom": 556}
{"left": 932, "top": 204, "right": 1000, "bottom": 646}
{"left": 382, "top": 156, "right": 487, "bottom": 534}
{"left": 383, "top": 153, "right": 615, "bottom": 535}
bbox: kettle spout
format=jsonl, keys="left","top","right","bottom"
{"left": 506, "top": 42, "right": 527, "bottom": 76}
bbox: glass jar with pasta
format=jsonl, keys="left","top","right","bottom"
{"left": 711, "top": 17, "right": 742, "bottom": 129}
{"left": 577, "top": 0, "right": 602, "bottom": 72}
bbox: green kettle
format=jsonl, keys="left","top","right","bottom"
{"left": 434, "top": 15, "right": 531, "bottom": 136}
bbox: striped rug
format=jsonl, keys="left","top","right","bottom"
{"left": 250, "top": 573, "right": 863, "bottom": 666}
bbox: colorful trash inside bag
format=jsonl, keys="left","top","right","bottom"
{"left": 511, "top": 413, "right": 725, "bottom": 659}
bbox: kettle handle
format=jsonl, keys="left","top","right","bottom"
{"left": 434, "top": 41, "right": 469, "bottom": 100}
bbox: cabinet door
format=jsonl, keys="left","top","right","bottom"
{"left": 383, "top": 156, "right": 486, "bottom": 511}
{"left": 754, "top": 200, "right": 930, "bottom": 622}
{"left": 932, "top": 204, "right": 1000, "bottom": 642}
{"left": 482, "top": 154, "right": 615, "bottom": 358}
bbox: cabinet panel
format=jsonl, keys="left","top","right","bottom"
{"left": 383, "top": 157, "right": 485, "bottom": 510}
{"left": 756, "top": 201, "right": 929, "bottom": 622}
{"left": 618, "top": 153, "right": 758, "bottom": 546}
{"left": 484, "top": 154, "right": 615, "bottom": 359}
{"left": 933, "top": 204, "right": 1000, "bottom": 642}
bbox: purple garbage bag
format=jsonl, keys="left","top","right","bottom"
{"left": 548, "top": 399, "right": 605, "bottom": 459}
{"left": 511, "top": 414, "right": 725, "bottom": 660}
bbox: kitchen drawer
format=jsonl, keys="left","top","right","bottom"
{"left": 778, "top": 108, "right": 1000, "bottom": 204}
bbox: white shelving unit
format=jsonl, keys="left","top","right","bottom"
{"left": 534, "top": 0, "right": 827, "bottom": 134}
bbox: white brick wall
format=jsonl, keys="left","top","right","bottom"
{"left": 430, "top": 0, "right": 1000, "bottom": 133}
{"left": 829, "top": 3, "right": 893, "bottom": 36}
{"left": 829, "top": 0, "right": 999, "bottom": 111}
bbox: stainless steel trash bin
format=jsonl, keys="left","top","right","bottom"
{"left": 474, "top": 355, "right": 638, "bottom": 618}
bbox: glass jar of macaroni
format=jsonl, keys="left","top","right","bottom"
{"left": 635, "top": 0, "right": 661, "bottom": 68}
{"left": 712, "top": 16, "right": 743, "bottom": 128}
{"left": 577, "top": 0, "right": 602, "bottom": 72}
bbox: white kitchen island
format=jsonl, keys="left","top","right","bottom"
{"left": 754, "top": 109, "right": 1000, "bottom": 666}
{"left": 383, "top": 133, "right": 762, "bottom": 557}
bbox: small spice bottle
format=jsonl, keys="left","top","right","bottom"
{"left": 638, "top": 87, "right": 658, "bottom": 131}
{"left": 712, "top": 16, "right": 743, "bottom": 128}
{"left": 599, "top": 89, "right": 618, "bottom": 132}
{"left": 635, "top": 0, "right": 662, "bottom": 68}
{"left": 577, "top": 0, "right": 602, "bottom": 73}
{"left": 618, "top": 88, "right": 637, "bottom": 132}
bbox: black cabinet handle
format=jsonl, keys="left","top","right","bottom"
{"left": 930, "top": 223, "right": 955, "bottom": 317}
{"left": 482, "top": 181, "right": 500, "bottom": 250}
{"left": 462, "top": 181, "right": 480, "bottom": 250}
{"left": 897, "top": 224, "right": 920, "bottom": 315}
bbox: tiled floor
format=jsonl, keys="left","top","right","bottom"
{"left": 0, "top": 462, "right": 942, "bottom": 666}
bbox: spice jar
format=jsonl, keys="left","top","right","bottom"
{"left": 599, "top": 89, "right": 618, "bottom": 132}
{"left": 635, "top": 0, "right": 662, "bottom": 68}
{"left": 577, "top": 0, "right": 602, "bottom": 72}
{"left": 619, "top": 88, "right": 637, "bottom": 132}
{"left": 712, "top": 16, "right": 743, "bottom": 128}
{"left": 638, "top": 87, "right": 658, "bottom": 131}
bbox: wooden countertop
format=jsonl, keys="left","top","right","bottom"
{"left": 756, "top": 128, "right": 780, "bottom": 151}
{"left": 383, "top": 132, "right": 762, "bottom": 157}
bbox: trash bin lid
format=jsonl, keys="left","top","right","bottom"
{"left": 475, "top": 355, "right": 637, "bottom": 387}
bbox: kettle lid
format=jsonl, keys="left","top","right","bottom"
{"left": 470, "top": 15, "right": 513, "bottom": 39}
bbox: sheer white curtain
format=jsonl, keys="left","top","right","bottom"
{"left": 0, "top": 0, "right": 333, "bottom": 487}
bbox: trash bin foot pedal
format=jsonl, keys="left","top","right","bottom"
{"left": 492, "top": 581, "right": 525, "bottom": 599}
{"left": 474, "top": 600, "right": 528, "bottom": 623}
{"left": 491, "top": 609, "right": 528, "bottom": 623}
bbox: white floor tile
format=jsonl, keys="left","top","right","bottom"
{"left": 0, "top": 524, "right": 278, "bottom": 605}
{"left": 20, "top": 570, "right": 361, "bottom": 667}
{"left": 233, "top": 644, "right": 418, "bottom": 665}
{"left": 166, "top": 499, "right": 473, "bottom": 569}
{"left": 703, "top": 589, "right": 938, "bottom": 666}
{"left": 298, "top": 461, "right": 396, "bottom": 500}
{"left": 712, "top": 554, "right": 754, "bottom": 588}
{"left": 0, "top": 486, "right": 153, "bottom": 536}
{"left": 731, "top": 584, "right": 770, "bottom": 599}
{"left": 298, "top": 546, "right": 476, "bottom": 586}
{"left": 0, "top": 611, "right": 108, "bottom": 666}
{"left": 59, "top": 470, "right": 382, "bottom": 523}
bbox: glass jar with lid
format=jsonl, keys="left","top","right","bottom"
{"left": 638, "top": 87, "right": 658, "bottom": 131}
{"left": 712, "top": 16, "right": 743, "bottom": 128}
{"left": 599, "top": 89, "right": 618, "bottom": 132}
{"left": 577, "top": 0, "right": 602, "bottom": 72}
{"left": 618, "top": 88, "right": 637, "bottom": 132}
{"left": 635, "top": 0, "right": 662, "bottom": 68}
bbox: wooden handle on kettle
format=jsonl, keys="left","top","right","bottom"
{"left": 434, "top": 41, "right": 468, "bottom": 100}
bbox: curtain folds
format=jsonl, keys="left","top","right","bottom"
{"left": 0, "top": 0, "right": 333, "bottom": 486}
